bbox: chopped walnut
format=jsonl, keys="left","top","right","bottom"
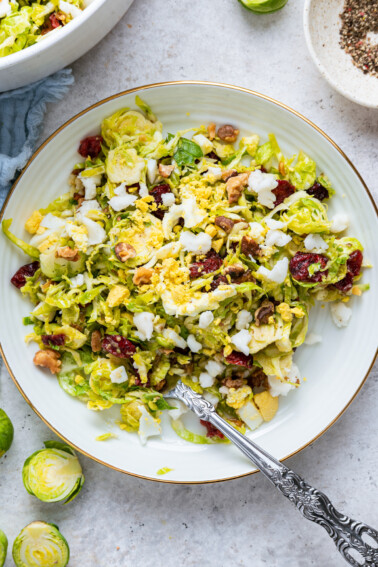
{"left": 115, "top": 242, "right": 136, "bottom": 262}
{"left": 249, "top": 368, "right": 268, "bottom": 390}
{"left": 224, "top": 264, "right": 246, "bottom": 279}
{"left": 241, "top": 235, "right": 261, "bottom": 257}
{"left": 214, "top": 216, "right": 235, "bottom": 234}
{"left": 55, "top": 247, "right": 79, "bottom": 262}
{"left": 207, "top": 122, "right": 216, "bottom": 140}
{"left": 217, "top": 124, "right": 240, "bottom": 143}
{"left": 222, "top": 377, "right": 246, "bottom": 389}
{"left": 226, "top": 173, "right": 249, "bottom": 204}
{"left": 133, "top": 267, "right": 153, "bottom": 285}
{"left": 73, "top": 192, "right": 84, "bottom": 206}
{"left": 91, "top": 330, "right": 102, "bottom": 353}
{"left": 158, "top": 164, "right": 175, "bottom": 178}
{"left": 154, "top": 379, "right": 167, "bottom": 392}
{"left": 41, "top": 280, "right": 52, "bottom": 293}
{"left": 255, "top": 300, "right": 275, "bottom": 326}
{"left": 33, "top": 349, "right": 61, "bottom": 374}
{"left": 221, "top": 169, "right": 238, "bottom": 181}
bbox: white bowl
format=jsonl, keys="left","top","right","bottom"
{"left": 304, "top": 0, "right": 378, "bottom": 108}
{"left": 0, "top": 0, "right": 134, "bottom": 92}
{"left": 0, "top": 82, "right": 377, "bottom": 483}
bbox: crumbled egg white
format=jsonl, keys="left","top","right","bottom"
{"left": 205, "top": 167, "right": 222, "bottom": 181}
{"left": 168, "top": 400, "right": 188, "bottom": 420}
{"left": 187, "top": 334, "right": 202, "bottom": 353}
{"left": 205, "top": 360, "right": 225, "bottom": 377}
{"left": 304, "top": 234, "right": 328, "bottom": 253}
{"left": 139, "top": 182, "right": 149, "bottom": 198}
{"left": 80, "top": 216, "right": 106, "bottom": 246}
{"left": 330, "top": 302, "right": 352, "bottom": 328}
{"left": 248, "top": 170, "right": 278, "bottom": 209}
{"left": 265, "top": 229, "right": 291, "bottom": 248}
{"left": 133, "top": 312, "right": 154, "bottom": 341}
{"left": 304, "top": 332, "right": 322, "bottom": 345}
{"left": 231, "top": 329, "right": 252, "bottom": 356}
{"left": 203, "top": 392, "right": 219, "bottom": 407}
{"left": 40, "top": 214, "right": 65, "bottom": 230}
{"left": 162, "top": 328, "right": 187, "bottom": 349}
{"left": 256, "top": 257, "right": 289, "bottom": 284}
{"left": 192, "top": 134, "right": 213, "bottom": 155}
{"left": 162, "top": 197, "right": 206, "bottom": 238}
{"left": 235, "top": 309, "right": 253, "bottom": 331}
{"left": 70, "top": 274, "right": 84, "bottom": 288}
{"left": 265, "top": 218, "right": 286, "bottom": 230}
{"left": 109, "top": 183, "right": 138, "bottom": 211}
{"left": 330, "top": 213, "right": 350, "bottom": 233}
{"left": 198, "top": 310, "right": 214, "bottom": 329}
{"left": 236, "top": 400, "right": 263, "bottom": 431}
{"left": 147, "top": 159, "right": 157, "bottom": 184}
{"left": 199, "top": 372, "right": 215, "bottom": 388}
{"left": 78, "top": 199, "right": 101, "bottom": 216}
{"left": 162, "top": 286, "right": 236, "bottom": 317}
{"left": 65, "top": 221, "right": 88, "bottom": 250}
{"left": 79, "top": 173, "right": 102, "bottom": 200}
{"left": 138, "top": 406, "right": 161, "bottom": 445}
{"left": 268, "top": 375, "right": 294, "bottom": 397}
{"left": 110, "top": 366, "right": 128, "bottom": 384}
{"left": 179, "top": 231, "right": 212, "bottom": 254}
{"left": 161, "top": 193, "right": 175, "bottom": 207}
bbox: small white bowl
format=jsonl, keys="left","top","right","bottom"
{"left": 0, "top": 0, "right": 134, "bottom": 92}
{"left": 304, "top": 0, "right": 378, "bottom": 109}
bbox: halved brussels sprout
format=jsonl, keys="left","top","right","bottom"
{"left": 0, "top": 530, "right": 7, "bottom": 567}
{"left": 12, "top": 521, "right": 69, "bottom": 567}
{"left": 238, "top": 0, "right": 288, "bottom": 13}
{"left": 22, "top": 441, "right": 84, "bottom": 504}
{"left": 0, "top": 409, "right": 14, "bottom": 457}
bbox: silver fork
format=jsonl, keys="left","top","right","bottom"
{"left": 164, "top": 380, "right": 378, "bottom": 567}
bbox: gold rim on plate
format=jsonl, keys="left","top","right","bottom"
{"left": 1, "top": 80, "right": 377, "bottom": 484}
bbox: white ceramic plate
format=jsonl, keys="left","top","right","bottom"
{"left": 0, "top": 0, "right": 134, "bottom": 92}
{"left": 0, "top": 82, "right": 377, "bottom": 483}
{"left": 303, "top": 0, "right": 378, "bottom": 108}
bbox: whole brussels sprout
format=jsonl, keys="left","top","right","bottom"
{"left": 23, "top": 441, "right": 84, "bottom": 504}
{"left": 0, "top": 530, "right": 7, "bottom": 567}
{"left": 12, "top": 521, "right": 69, "bottom": 567}
{"left": 0, "top": 408, "right": 14, "bottom": 457}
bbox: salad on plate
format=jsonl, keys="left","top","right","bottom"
{"left": 0, "top": 0, "right": 89, "bottom": 57}
{"left": 3, "top": 97, "right": 368, "bottom": 445}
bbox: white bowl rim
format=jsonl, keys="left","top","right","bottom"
{"left": 303, "top": 0, "right": 378, "bottom": 109}
{"left": 1, "top": 80, "right": 377, "bottom": 484}
{"left": 0, "top": 0, "right": 105, "bottom": 71}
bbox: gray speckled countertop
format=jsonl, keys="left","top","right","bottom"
{"left": 1, "top": 1, "right": 377, "bottom": 565}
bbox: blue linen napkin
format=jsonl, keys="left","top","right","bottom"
{"left": 0, "top": 68, "right": 74, "bottom": 205}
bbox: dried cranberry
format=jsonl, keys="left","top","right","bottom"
{"left": 289, "top": 252, "right": 328, "bottom": 283}
{"left": 272, "top": 180, "right": 295, "bottom": 206}
{"left": 11, "top": 261, "right": 39, "bottom": 289}
{"left": 102, "top": 335, "right": 136, "bottom": 358}
{"left": 209, "top": 274, "right": 228, "bottom": 291}
{"left": 49, "top": 12, "right": 61, "bottom": 28}
{"left": 149, "top": 184, "right": 171, "bottom": 219}
{"left": 189, "top": 249, "right": 223, "bottom": 279}
{"left": 78, "top": 135, "right": 103, "bottom": 159}
{"left": 200, "top": 419, "right": 225, "bottom": 439}
{"left": 259, "top": 165, "right": 267, "bottom": 173}
{"left": 207, "top": 151, "right": 220, "bottom": 161}
{"left": 134, "top": 376, "right": 150, "bottom": 388}
{"left": 334, "top": 273, "right": 354, "bottom": 293}
{"left": 306, "top": 182, "right": 329, "bottom": 201}
{"left": 149, "top": 184, "right": 171, "bottom": 206}
{"left": 41, "top": 334, "right": 66, "bottom": 347}
{"left": 347, "top": 250, "right": 363, "bottom": 277}
{"left": 225, "top": 352, "right": 254, "bottom": 368}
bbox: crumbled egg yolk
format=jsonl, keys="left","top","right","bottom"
{"left": 253, "top": 391, "right": 279, "bottom": 422}
{"left": 25, "top": 211, "right": 43, "bottom": 234}
{"left": 66, "top": 221, "right": 89, "bottom": 251}
{"left": 135, "top": 195, "right": 154, "bottom": 213}
{"left": 277, "top": 302, "right": 292, "bottom": 322}
{"left": 352, "top": 286, "right": 362, "bottom": 296}
{"left": 107, "top": 285, "right": 130, "bottom": 308}
{"left": 226, "top": 385, "right": 252, "bottom": 409}
{"left": 38, "top": 235, "right": 59, "bottom": 253}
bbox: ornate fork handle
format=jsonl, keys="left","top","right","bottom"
{"left": 167, "top": 381, "right": 378, "bottom": 566}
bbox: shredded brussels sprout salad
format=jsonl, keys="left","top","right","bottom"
{"left": 0, "top": 0, "right": 86, "bottom": 57}
{"left": 3, "top": 96, "right": 368, "bottom": 445}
